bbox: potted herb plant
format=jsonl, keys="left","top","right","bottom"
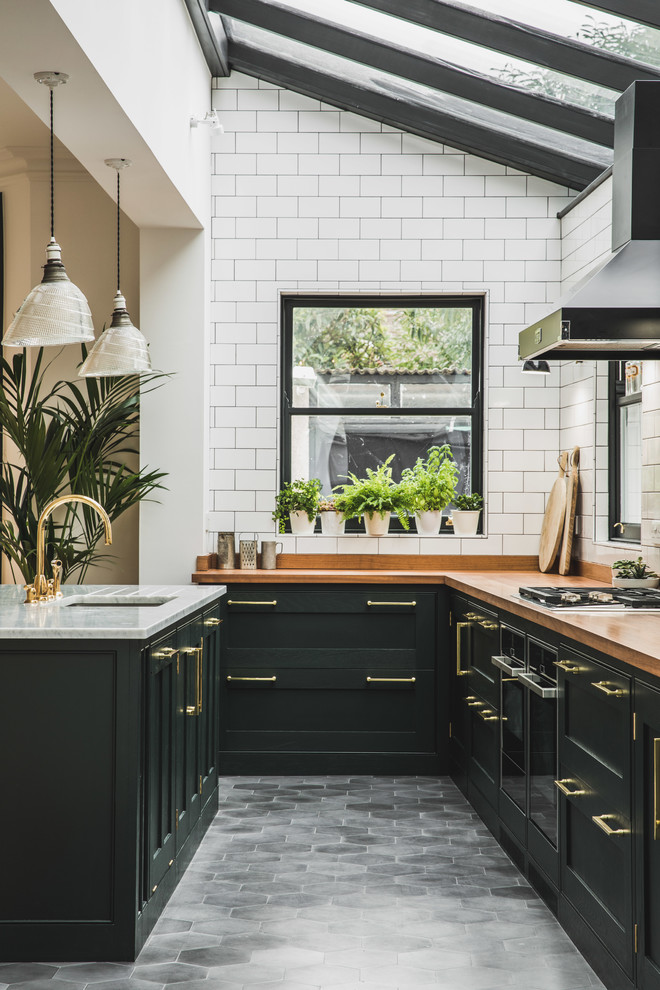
{"left": 611, "top": 557, "right": 659, "bottom": 588}
{"left": 319, "top": 495, "right": 348, "bottom": 536}
{"left": 273, "top": 478, "right": 322, "bottom": 535}
{"left": 334, "top": 455, "right": 411, "bottom": 536}
{"left": 401, "top": 444, "right": 458, "bottom": 536}
{"left": 450, "top": 492, "right": 484, "bottom": 537}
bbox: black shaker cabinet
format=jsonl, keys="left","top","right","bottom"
{"left": 0, "top": 596, "right": 223, "bottom": 963}
{"left": 220, "top": 584, "right": 444, "bottom": 774}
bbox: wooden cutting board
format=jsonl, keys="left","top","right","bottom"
{"left": 539, "top": 451, "right": 568, "bottom": 573}
{"left": 559, "top": 446, "right": 580, "bottom": 576}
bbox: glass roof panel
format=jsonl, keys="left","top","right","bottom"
{"left": 271, "top": 0, "right": 618, "bottom": 113}
{"left": 463, "top": 0, "right": 660, "bottom": 68}
{"left": 228, "top": 17, "right": 613, "bottom": 168}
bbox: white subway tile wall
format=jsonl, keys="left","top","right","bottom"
{"left": 209, "top": 72, "right": 575, "bottom": 555}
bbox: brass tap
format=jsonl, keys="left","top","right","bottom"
{"left": 24, "top": 495, "right": 112, "bottom": 604}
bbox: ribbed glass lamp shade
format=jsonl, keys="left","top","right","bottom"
{"left": 79, "top": 292, "right": 152, "bottom": 377}
{"left": 4, "top": 239, "right": 95, "bottom": 347}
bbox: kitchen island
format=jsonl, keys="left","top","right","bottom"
{"left": 0, "top": 583, "right": 226, "bottom": 963}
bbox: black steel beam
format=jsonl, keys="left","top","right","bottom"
{"left": 183, "top": 0, "right": 230, "bottom": 76}
{"left": 577, "top": 1, "right": 660, "bottom": 30}
{"left": 225, "top": 32, "right": 611, "bottom": 190}
{"left": 210, "top": 0, "right": 612, "bottom": 146}
{"left": 348, "top": 0, "right": 660, "bottom": 91}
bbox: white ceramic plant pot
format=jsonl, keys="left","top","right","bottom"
{"left": 289, "top": 510, "right": 316, "bottom": 535}
{"left": 451, "top": 509, "right": 480, "bottom": 537}
{"left": 611, "top": 575, "right": 660, "bottom": 588}
{"left": 364, "top": 511, "right": 391, "bottom": 537}
{"left": 320, "top": 510, "right": 345, "bottom": 536}
{"left": 415, "top": 510, "right": 443, "bottom": 536}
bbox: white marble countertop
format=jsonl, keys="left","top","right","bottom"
{"left": 0, "top": 584, "right": 226, "bottom": 639}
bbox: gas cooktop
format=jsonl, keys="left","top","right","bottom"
{"left": 518, "top": 586, "right": 660, "bottom": 611}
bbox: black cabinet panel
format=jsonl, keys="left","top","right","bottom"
{"left": 634, "top": 680, "right": 660, "bottom": 990}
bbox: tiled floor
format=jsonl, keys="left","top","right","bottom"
{"left": 2, "top": 776, "right": 605, "bottom": 990}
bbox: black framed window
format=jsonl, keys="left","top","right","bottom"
{"left": 609, "top": 360, "right": 642, "bottom": 543}
{"left": 281, "top": 294, "right": 484, "bottom": 532}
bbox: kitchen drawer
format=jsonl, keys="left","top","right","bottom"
{"left": 220, "top": 666, "right": 435, "bottom": 755}
{"left": 558, "top": 646, "right": 632, "bottom": 816}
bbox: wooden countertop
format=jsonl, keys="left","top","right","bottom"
{"left": 192, "top": 562, "right": 660, "bottom": 678}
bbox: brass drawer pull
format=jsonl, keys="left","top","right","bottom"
{"left": 465, "top": 697, "right": 483, "bottom": 707}
{"left": 204, "top": 617, "right": 222, "bottom": 626}
{"left": 479, "top": 621, "right": 498, "bottom": 630}
{"left": 654, "top": 738, "right": 660, "bottom": 841}
{"left": 367, "top": 600, "right": 416, "bottom": 606}
{"left": 456, "top": 621, "right": 469, "bottom": 677}
{"left": 592, "top": 814, "right": 629, "bottom": 836}
{"left": 465, "top": 612, "right": 483, "bottom": 621}
{"left": 478, "top": 709, "right": 503, "bottom": 722}
{"left": 227, "top": 600, "right": 277, "bottom": 606}
{"left": 226, "top": 675, "right": 276, "bottom": 682}
{"left": 152, "top": 647, "right": 178, "bottom": 659}
{"left": 591, "top": 681, "right": 625, "bottom": 698}
{"left": 554, "top": 660, "right": 580, "bottom": 674}
{"left": 555, "top": 779, "right": 586, "bottom": 797}
{"left": 366, "top": 676, "right": 416, "bottom": 683}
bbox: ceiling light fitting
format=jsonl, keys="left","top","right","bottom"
{"left": 522, "top": 359, "right": 551, "bottom": 375}
{"left": 3, "top": 71, "right": 95, "bottom": 348}
{"left": 79, "top": 159, "right": 152, "bottom": 377}
{"left": 190, "top": 109, "right": 223, "bottom": 131}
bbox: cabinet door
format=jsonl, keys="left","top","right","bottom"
{"left": 199, "top": 604, "right": 221, "bottom": 807}
{"left": 634, "top": 680, "right": 660, "bottom": 990}
{"left": 557, "top": 646, "right": 633, "bottom": 977}
{"left": 146, "top": 634, "right": 177, "bottom": 895}
{"left": 449, "top": 597, "right": 472, "bottom": 790}
{"left": 176, "top": 616, "right": 203, "bottom": 849}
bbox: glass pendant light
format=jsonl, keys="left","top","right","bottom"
{"left": 79, "top": 159, "right": 152, "bottom": 377}
{"left": 4, "top": 71, "right": 95, "bottom": 347}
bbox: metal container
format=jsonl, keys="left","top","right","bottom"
{"left": 239, "top": 534, "right": 258, "bottom": 570}
{"left": 217, "top": 532, "right": 236, "bottom": 569}
{"left": 261, "top": 540, "right": 283, "bottom": 570}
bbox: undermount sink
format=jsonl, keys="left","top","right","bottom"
{"left": 62, "top": 595, "right": 175, "bottom": 608}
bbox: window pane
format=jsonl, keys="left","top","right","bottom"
{"left": 290, "top": 413, "right": 472, "bottom": 495}
{"left": 619, "top": 403, "right": 642, "bottom": 525}
{"left": 291, "top": 306, "right": 473, "bottom": 409}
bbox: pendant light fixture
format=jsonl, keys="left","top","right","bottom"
{"left": 79, "top": 159, "right": 152, "bottom": 377}
{"left": 4, "top": 71, "right": 95, "bottom": 347}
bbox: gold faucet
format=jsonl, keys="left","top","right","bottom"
{"left": 24, "top": 494, "right": 112, "bottom": 604}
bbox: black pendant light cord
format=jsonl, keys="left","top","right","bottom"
{"left": 49, "top": 87, "right": 55, "bottom": 240}
{"left": 116, "top": 169, "right": 121, "bottom": 293}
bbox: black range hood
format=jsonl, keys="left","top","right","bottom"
{"left": 518, "top": 81, "right": 660, "bottom": 362}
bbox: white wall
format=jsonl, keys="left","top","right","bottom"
{"left": 208, "top": 72, "right": 574, "bottom": 558}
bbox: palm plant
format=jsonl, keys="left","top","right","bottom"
{"left": 0, "top": 346, "right": 167, "bottom": 584}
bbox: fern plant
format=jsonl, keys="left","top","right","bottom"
{"left": 400, "top": 444, "right": 458, "bottom": 512}
{"left": 0, "top": 347, "right": 167, "bottom": 584}
{"left": 334, "top": 455, "right": 411, "bottom": 528}
{"left": 272, "top": 477, "right": 322, "bottom": 533}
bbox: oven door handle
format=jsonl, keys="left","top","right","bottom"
{"left": 517, "top": 671, "right": 558, "bottom": 699}
{"left": 491, "top": 655, "right": 523, "bottom": 677}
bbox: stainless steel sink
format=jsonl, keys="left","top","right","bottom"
{"left": 62, "top": 595, "right": 175, "bottom": 608}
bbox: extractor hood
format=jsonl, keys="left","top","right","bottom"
{"left": 518, "top": 81, "right": 660, "bottom": 362}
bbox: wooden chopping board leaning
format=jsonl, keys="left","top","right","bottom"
{"left": 559, "top": 446, "right": 580, "bottom": 576}
{"left": 538, "top": 450, "right": 568, "bottom": 573}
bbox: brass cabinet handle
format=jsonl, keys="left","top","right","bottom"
{"left": 152, "top": 647, "right": 178, "bottom": 660}
{"left": 465, "top": 612, "right": 483, "bottom": 621}
{"left": 182, "top": 643, "right": 203, "bottom": 714}
{"left": 555, "top": 778, "right": 586, "bottom": 797}
{"left": 465, "top": 697, "right": 483, "bottom": 707}
{"left": 227, "top": 600, "right": 277, "bottom": 606}
{"left": 554, "top": 659, "right": 580, "bottom": 674}
{"left": 367, "top": 600, "right": 416, "bottom": 607}
{"left": 204, "top": 617, "right": 222, "bottom": 626}
{"left": 654, "top": 738, "right": 660, "bottom": 841}
{"left": 478, "top": 710, "right": 504, "bottom": 722}
{"left": 226, "top": 675, "right": 277, "bottom": 682}
{"left": 592, "top": 814, "right": 630, "bottom": 836}
{"left": 366, "top": 676, "right": 416, "bottom": 683}
{"left": 479, "top": 621, "right": 498, "bottom": 630}
{"left": 456, "top": 621, "right": 470, "bottom": 677}
{"left": 591, "top": 681, "right": 625, "bottom": 698}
